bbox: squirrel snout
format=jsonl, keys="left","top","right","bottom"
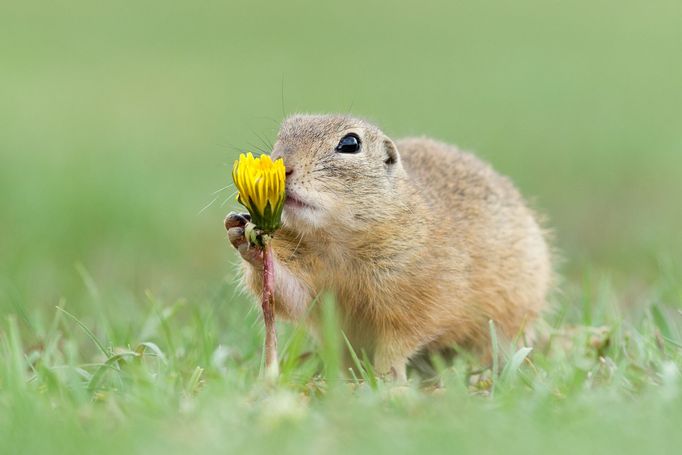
{"left": 285, "top": 167, "right": 294, "bottom": 177}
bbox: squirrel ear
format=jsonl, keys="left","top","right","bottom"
{"left": 383, "top": 139, "right": 399, "bottom": 166}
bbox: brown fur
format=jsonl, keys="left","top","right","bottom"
{"left": 227, "top": 114, "right": 552, "bottom": 381}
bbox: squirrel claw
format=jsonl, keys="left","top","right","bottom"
{"left": 226, "top": 215, "right": 263, "bottom": 266}
{"left": 224, "top": 212, "right": 251, "bottom": 230}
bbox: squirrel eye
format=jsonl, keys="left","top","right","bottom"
{"left": 335, "top": 133, "right": 361, "bottom": 153}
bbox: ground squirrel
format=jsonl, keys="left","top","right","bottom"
{"left": 226, "top": 114, "right": 552, "bottom": 381}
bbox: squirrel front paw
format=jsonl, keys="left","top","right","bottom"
{"left": 224, "top": 212, "right": 263, "bottom": 266}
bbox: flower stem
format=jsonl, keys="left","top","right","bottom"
{"left": 261, "top": 238, "right": 279, "bottom": 380}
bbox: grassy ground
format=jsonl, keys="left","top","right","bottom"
{"left": 1, "top": 0, "right": 681, "bottom": 453}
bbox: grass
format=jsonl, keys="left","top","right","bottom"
{"left": 1, "top": 275, "right": 681, "bottom": 454}
{"left": 1, "top": 0, "right": 682, "bottom": 453}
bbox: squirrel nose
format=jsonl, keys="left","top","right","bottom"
{"left": 285, "top": 167, "right": 294, "bottom": 177}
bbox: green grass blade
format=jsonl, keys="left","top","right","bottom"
{"left": 56, "top": 306, "right": 110, "bottom": 358}
{"left": 489, "top": 319, "right": 499, "bottom": 396}
{"left": 342, "top": 331, "right": 377, "bottom": 390}
{"left": 500, "top": 347, "right": 533, "bottom": 384}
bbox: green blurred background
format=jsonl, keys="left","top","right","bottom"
{"left": 1, "top": 0, "right": 681, "bottom": 323}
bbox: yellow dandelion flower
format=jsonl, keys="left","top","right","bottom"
{"left": 232, "top": 152, "right": 286, "bottom": 233}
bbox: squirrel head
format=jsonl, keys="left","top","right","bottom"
{"left": 271, "top": 114, "right": 406, "bottom": 236}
